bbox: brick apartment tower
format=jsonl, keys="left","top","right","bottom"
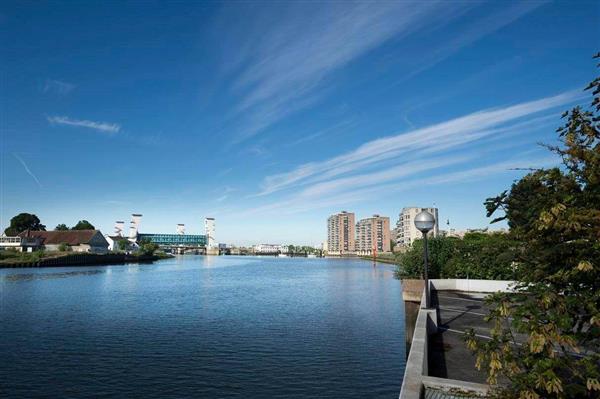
{"left": 327, "top": 211, "right": 356, "bottom": 255}
{"left": 356, "top": 215, "right": 391, "bottom": 255}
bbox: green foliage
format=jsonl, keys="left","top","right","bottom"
{"left": 30, "top": 249, "right": 45, "bottom": 262}
{"left": 137, "top": 238, "right": 159, "bottom": 256}
{"left": 55, "top": 224, "right": 69, "bottom": 231}
{"left": 57, "top": 242, "right": 70, "bottom": 252}
{"left": 467, "top": 55, "right": 600, "bottom": 399}
{"left": 4, "top": 213, "right": 46, "bottom": 236}
{"left": 443, "top": 233, "right": 518, "bottom": 280}
{"left": 299, "top": 245, "right": 316, "bottom": 254}
{"left": 0, "top": 249, "right": 45, "bottom": 263}
{"left": 0, "top": 248, "right": 20, "bottom": 261}
{"left": 394, "top": 233, "right": 516, "bottom": 280}
{"left": 71, "top": 220, "right": 95, "bottom": 230}
{"left": 395, "top": 236, "right": 457, "bottom": 279}
{"left": 285, "top": 245, "right": 317, "bottom": 254}
{"left": 117, "top": 239, "right": 129, "bottom": 251}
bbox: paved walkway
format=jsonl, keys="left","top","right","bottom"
{"left": 427, "top": 291, "right": 520, "bottom": 384}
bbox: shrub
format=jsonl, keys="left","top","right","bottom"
{"left": 394, "top": 233, "right": 516, "bottom": 280}
{"left": 57, "top": 242, "right": 70, "bottom": 252}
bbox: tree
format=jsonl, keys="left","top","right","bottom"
{"left": 117, "top": 239, "right": 129, "bottom": 251}
{"left": 443, "top": 232, "right": 518, "bottom": 280}
{"left": 466, "top": 55, "right": 600, "bottom": 399}
{"left": 138, "top": 238, "right": 159, "bottom": 256}
{"left": 71, "top": 220, "right": 95, "bottom": 230}
{"left": 395, "top": 236, "right": 457, "bottom": 279}
{"left": 395, "top": 233, "right": 517, "bottom": 280}
{"left": 4, "top": 213, "right": 46, "bottom": 236}
{"left": 55, "top": 224, "right": 69, "bottom": 231}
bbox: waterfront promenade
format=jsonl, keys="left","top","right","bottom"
{"left": 399, "top": 279, "right": 515, "bottom": 398}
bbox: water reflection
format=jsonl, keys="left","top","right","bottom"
{"left": 0, "top": 256, "right": 405, "bottom": 398}
{"left": 1, "top": 269, "right": 106, "bottom": 282}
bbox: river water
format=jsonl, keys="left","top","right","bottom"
{"left": 0, "top": 256, "right": 406, "bottom": 398}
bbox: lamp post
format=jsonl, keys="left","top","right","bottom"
{"left": 414, "top": 210, "right": 435, "bottom": 309}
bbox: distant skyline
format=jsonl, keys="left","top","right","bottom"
{"left": 1, "top": 1, "right": 599, "bottom": 245}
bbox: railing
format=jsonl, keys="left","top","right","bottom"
{"left": 0, "top": 237, "right": 21, "bottom": 244}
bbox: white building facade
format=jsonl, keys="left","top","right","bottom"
{"left": 205, "top": 218, "right": 216, "bottom": 249}
{"left": 253, "top": 244, "right": 285, "bottom": 254}
{"left": 396, "top": 207, "right": 439, "bottom": 247}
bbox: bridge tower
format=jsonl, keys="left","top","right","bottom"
{"left": 114, "top": 221, "right": 125, "bottom": 237}
{"left": 205, "top": 217, "right": 218, "bottom": 255}
{"left": 129, "top": 214, "right": 142, "bottom": 239}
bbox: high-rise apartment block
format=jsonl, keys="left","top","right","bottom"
{"left": 396, "top": 207, "right": 439, "bottom": 247}
{"left": 356, "top": 215, "right": 391, "bottom": 255}
{"left": 327, "top": 211, "right": 356, "bottom": 255}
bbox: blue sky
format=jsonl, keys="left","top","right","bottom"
{"left": 1, "top": 1, "right": 598, "bottom": 245}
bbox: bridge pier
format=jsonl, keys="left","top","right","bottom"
{"left": 205, "top": 247, "right": 219, "bottom": 256}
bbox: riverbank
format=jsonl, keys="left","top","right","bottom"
{"left": 0, "top": 252, "right": 173, "bottom": 268}
{"left": 360, "top": 255, "right": 398, "bottom": 265}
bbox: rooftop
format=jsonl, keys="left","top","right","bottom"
{"left": 18, "top": 230, "right": 100, "bottom": 245}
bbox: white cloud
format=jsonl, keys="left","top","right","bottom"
{"left": 47, "top": 115, "right": 121, "bottom": 134}
{"left": 239, "top": 155, "right": 558, "bottom": 217}
{"left": 220, "top": 1, "right": 543, "bottom": 142}
{"left": 43, "top": 79, "right": 76, "bottom": 95}
{"left": 297, "top": 155, "right": 470, "bottom": 199}
{"left": 225, "top": 1, "right": 470, "bottom": 142}
{"left": 403, "top": 1, "right": 548, "bottom": 79}
{"left": 258, "top": 90, "right": 581, "bottom": 196}
{"left": 214, "top": 186, "right": 237, "bottom": 202}
{"left": 13, "top": 153, "right": 42, "bottom": 188}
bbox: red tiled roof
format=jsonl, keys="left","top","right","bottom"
{"left": 18, "top": 230, "right": 100, "bottom": 245}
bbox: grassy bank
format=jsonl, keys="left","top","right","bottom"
{"left": 360, "top": 254, "right": 398, "bottom": 265}
{"left": 0, "top": 250, "right": 173, "bottom": 268}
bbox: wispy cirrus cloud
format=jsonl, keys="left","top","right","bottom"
{"left": 286, "top": 118, "right": 358, "bottom": 147}
{"left": 239, "top": 155, "right": 558, "bottom": 217}
{"left": 47, "top": 115, "right": 121, "bottom": 134}
{"left": 13, "top": 153, "right": 42, "bottom": 188}
{"left": 401, "top": 1, "right": 547, "bottom": 80}
{"left": 43, "top": 79, "right": 76, "bottom": 95}
{"left": 257, "top": 89, "right": 581, "bottom": 196}
{"left": 214, "top": 186, "right": 237, "bottom": 203}
{"left": 218, "top": 1, "right": 544, "bottom": 143}
{"left": 223, "top": 1, "right": 470, "bottom": 142}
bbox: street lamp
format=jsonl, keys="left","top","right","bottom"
{"left": 414, "top": 210, "right": 435, "bottom": 309}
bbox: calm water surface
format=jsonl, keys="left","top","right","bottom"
{"left": 0, "top": 256, "right": 405, "bottom": 398}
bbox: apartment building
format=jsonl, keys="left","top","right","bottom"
{"left": 327, "top": 211, "right": 356, "bottom": 255}
{"left": 396, "top": 207, "right": 439, "bottom": 247}
{"left": 356, "top": 215, "right": 391, "bottom": 255}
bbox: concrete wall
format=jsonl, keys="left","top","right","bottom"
{"left": 399, "top": 288, "right": 438, "bottom": 399}
{"left": 401, "top": 279, "right": 425, "bottom": 302}
{"left": 399, "top": 279, "right": 515, "bottom": 399}
{"left": 430, "top": 279, "right": 514, "bottom": 293}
